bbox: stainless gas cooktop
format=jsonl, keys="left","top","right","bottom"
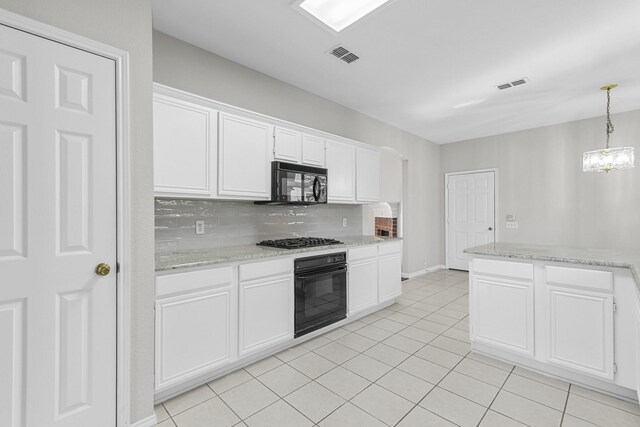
{"left": 256, "top": 237, "right": 343, "bottom": 249}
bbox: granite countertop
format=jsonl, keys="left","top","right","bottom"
{"left": 156, "top": 236, "right": 402, "bottom": 272}
{"left": 465, "top": 242, "right": 640, "bottom": 285}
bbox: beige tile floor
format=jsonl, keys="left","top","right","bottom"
{"left": 154, "top": 269, "right": 640, "bottom": 427}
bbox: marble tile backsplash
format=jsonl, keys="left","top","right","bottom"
{"left": 155, "top": 198, "right": 363, "bottom": 254}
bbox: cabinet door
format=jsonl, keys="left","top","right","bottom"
{"left": 239, "top": 275, "right": 293, "bottom": 356}
{"left": 547, "top": 287, "right": 614, "bottom": 379}
{"left": 349, "top": 258, "right": 378, "bottom": 315}
{"left": 379, "top": 254, "right": 402, "bottom": 302}
{"left": 472, "top": 276, "right": 534, "bottom": 356}
{"left": 218, "top": 112, "right": 272, "bottom": 199}
{"left": 326, "top": 140, "right": 356, "bottom": 203}
{"left": 302, "top": 133, "right": 325, "bottom": 167}
{"left": 635, "top": 307, "right": 640, "bottom": 402}
{"left": 153, "top": 94, "right": 217, "bottom": 197}
{"left": 274, "top": 126, "right": 302, "bottom": 164}
{"left": 356, "top": 147, "right": 380, "bottom": 202}
{"left": 155, "top": 286, "right": 236, "bottom": 391}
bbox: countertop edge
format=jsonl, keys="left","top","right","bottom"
{"left": 156, "top": 237, "right": 403, "bottom": 273}
{"left": 464, "top": 244, "right": 640, "bottom": 288}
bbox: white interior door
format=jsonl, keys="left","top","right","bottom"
{"left": 447, "top": 171, "right": 495, "bottom": 271}
{"left": 0, "top": 24, "right": 117, "bottom": 426}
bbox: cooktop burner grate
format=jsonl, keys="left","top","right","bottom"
{"left": 257, "top": 237, "right": 344, "bottom": 249}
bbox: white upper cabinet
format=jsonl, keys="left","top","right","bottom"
{"left": 326, "top": 140, "right": 356, "bottom": 203}
{"left": 356, "top": 146, "right": 380, "bottom": 203}
{"left": 302, "top": 133, "right": 326, "bottom": 167}
{"left": 153, "top": 93, "right": 217, "bottom": 198}
{"left": 274, "top": 126, "right": 302, "bottom": 164}
{"left": 218, "top": 112, "right": 273, "bottom": 200}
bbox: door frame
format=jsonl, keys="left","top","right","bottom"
{"left": 0, "top": 8, "right": 134, "bottom": 426}
{"left": 444, "top": 168, "right": 499, "bottom": 270}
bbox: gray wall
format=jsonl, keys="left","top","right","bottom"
{"left": 153, "top": 31, "right": 444, "bottom": 273}
{"left": 441, "top": 110, "right": 640, "bottom": 249}
{"left": 0, "top": 0, "right": 156, "bottom": 423}
{"left": 156, "top": 199, "right": 363, "bottom": 253}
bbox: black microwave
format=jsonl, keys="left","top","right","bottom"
{"left": 259, "top": 161, "right": 327, "bottom": 205}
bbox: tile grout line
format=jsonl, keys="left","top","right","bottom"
{"left": 559, "top": 383, "right": 572, "bottom": 426}
{"left": 475, "top": 365, "right": 517, "bottom": 426}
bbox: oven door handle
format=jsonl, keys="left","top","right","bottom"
{"left": 295, "top": 267, "right": 347, "bottom": 280}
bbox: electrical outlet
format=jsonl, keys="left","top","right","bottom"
{"left": 195, "top": 220, "right": 205, "bottom": 235}
{"left": 506, "top": 214, "right": 516, "bottom": 222}
{"left": 506, "top": 221, "right": 519, "bottom": 229}
{"left": 342, "top": 217, "right": 347, "bottom": 227}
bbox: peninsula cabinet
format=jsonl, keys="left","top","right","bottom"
{"left": 153, "top": 93, "right": 218, "bottom": 198}
{"left": 155, "top": 266, "right": 236, "bottom": 393}
{"left": 544, "top": 266, "right": 614, "bottom": 380}
{"left": 326, "top": 140, "right": 356, "bottom": 203}
{"left": 238, "top": 258, "right": 294, "bottom": 356}
{"left": 468, "top": 249, "right": 639, "bottom": 400}
{"left": 470, "top": 258, "right": 535, "bottom": 357}
{"left": 218, "top": 112, "right": 272, "bottom": 200}
{"left": 356, "top": 146, "right": 380, "bottom": 203}
{"left": 378, "top": 241, "right": 403, "bottom": 302}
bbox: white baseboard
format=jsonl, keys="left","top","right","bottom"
{"left": 402, "top": 264, "right": 445, "bottom": 279}
{"left": 130, "top": 414, "right": 157, "bottom": 427}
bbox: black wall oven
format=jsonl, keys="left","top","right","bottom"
{"left": 294, "top": 252, "right": 347, "bottom": 338}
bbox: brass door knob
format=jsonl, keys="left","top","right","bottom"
{"left": 96, "top": 263, "right": 111, "bottom": 276}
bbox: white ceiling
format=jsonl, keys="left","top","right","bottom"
{"left": 152, "top": 0, "right": 640, "bottom": 144}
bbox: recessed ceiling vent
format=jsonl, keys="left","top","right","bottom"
{"left": 497, "top": 77, "right": 529, "bottom": 90}
{"left": 329, "top": 45, "right": 360, "bottom": 64}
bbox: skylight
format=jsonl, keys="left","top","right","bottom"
{"left": 296, "top": 0, "right": 393, "bottom": 32}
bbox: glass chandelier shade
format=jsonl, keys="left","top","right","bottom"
{"left": 582, "top": 84, "right": 635, "bottom": 173}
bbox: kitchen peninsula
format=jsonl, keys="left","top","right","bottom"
{"left": 465, "top": 242, "right": 640, "bottom": 402}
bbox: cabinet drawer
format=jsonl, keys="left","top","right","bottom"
{"left": 473, "top": 258, "right": 533, "bottom": 280}
{"left": 156, "top": 266, "right": 234, "bottom": 298}
{"left": 240, "top": 258, "right": 292, "bottom": 282}
{"left": 379, "top": 241, "right": 402, "bottom": 256}
{"left": 349, "top": 245, "right": 378, "bottom": 262}
{"left": 546, "top": 266, "right": 612, "bottom": 292}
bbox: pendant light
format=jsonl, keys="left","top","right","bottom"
{"left": 583, "top": 84, "right": 635, "bottom": 173}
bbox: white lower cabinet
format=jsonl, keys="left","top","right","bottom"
{"left": 239, "top": 259, "right": 294, "bottom": 356}
{"left": 546, "top": 286, "right": 614, "bottom": 379}
{"left": 378, "top": 242, "right": 402, "bottom": 302}
{"left": 155, "top": 242, "right": 402, "bottom": 397}
{"left": 348, "top": 246, "right": 379, "bottom": 315}
{"left": 472, "top": 275, "right": 534, "bottom": 356}
{"left": 155, "top": 267, "right": 236, "bottom": 392}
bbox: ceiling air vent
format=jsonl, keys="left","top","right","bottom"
{"left": 329, "top": 45, "right": 360, "bottom": 64}
{"left": 497, "top": 77, "right": 529, "bottom": 90}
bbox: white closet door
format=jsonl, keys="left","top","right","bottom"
{"left": 0, "top": 24, "right": 117, "bottom": 426}
{"left": 447, "top": 171, "right": 495, "bottom": 271}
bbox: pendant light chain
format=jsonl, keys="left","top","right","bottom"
{"left": 605, "top": 87, "right": 614, "bottom": 149}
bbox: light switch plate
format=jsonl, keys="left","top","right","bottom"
{"left": 506, "top": 221, "right": 519, "bottom": 229}
{"left": 506, "top": 214, "right": 516, "bottom": 222}
{"left": 342, "top": 217, "right": 347, "bottom": 227}
{"left": 195, "top": 220, "right": 205, "bottom": 235}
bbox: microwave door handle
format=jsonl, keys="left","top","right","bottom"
{"left": 313, "top": 176, "right": 320, "bottom": 201}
